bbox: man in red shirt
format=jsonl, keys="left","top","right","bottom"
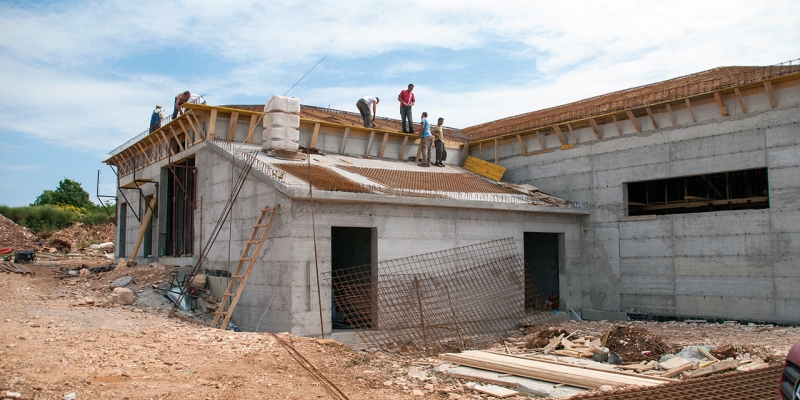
{"left": 397, "top": 84, "right": 415, "bottom": 134}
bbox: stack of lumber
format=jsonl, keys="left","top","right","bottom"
{"left": 439, "top": 350, "right": 673, "bottom": 389}
{"left": 0, "top": 262, "right": 34, "bottom": 275}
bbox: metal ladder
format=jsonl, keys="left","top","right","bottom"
{"left": 210, "top": 203, "right": 280, "bottom": 330}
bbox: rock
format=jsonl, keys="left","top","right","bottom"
{"left": 412, "top": 389, "right": 424, "bottom": 397}
{"left": 115, "top": 258, "right": 127, "bottom": 270}
{"left": 61, "top": 393, "right": 76, "bottom": 400}
{"left": 112, "top": 287, "right": 134, "bottom": 305}
{"left": 425, "top": 383, "right": 434, "bottom": 391}
{"left": 3, "top": 391, "right": 22, "bottom": 398}
{"left": 111, "top": 276, "right": 133, "bottom": 288}
{"left": 189, "top": 274, "right": 206, "bottom": 290}
{"left": 383, "top": 381, "right": 393, "bottom": 387}
{"left": 101, "top": 298, "right": 113, "bottom": 308}
{"left": 79, "top": 268, "right": 90, "bottom": 277}
{"left": 599, "top": 385, "right": 614, "bottom": 392}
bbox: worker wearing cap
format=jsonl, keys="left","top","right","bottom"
{"left": 398, "top": 84, "right": 415, "bottom": 134}
{"left": 149, "top": 105, "right": 164, "bottom": 133}
{"left": 356, "top": 96, "right": 379, "bottom": 128}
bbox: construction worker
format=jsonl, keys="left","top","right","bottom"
{"left": 431, "top": 117, "right": 445, "bottom": 167}
{"left": 173, "top": 91, "right": 191, "bottom": 119}
{"left": 398, "top": 84, "right": 415, "bottom": 133}
{"left": 356, "top": 96, "right": 379, "bottom": 128}
{"left": 417, "top": 112, "right": 432, "bottom": 167}
{"left": 149, "top": 105, "right": 164, "bottom": 133}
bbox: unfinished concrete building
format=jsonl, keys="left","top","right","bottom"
{"left": 104, "top": 59, "right": 800, "bottom": 336}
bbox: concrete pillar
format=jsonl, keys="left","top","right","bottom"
{"left": 262, "top": 95, "right": 301, "bottom": 152}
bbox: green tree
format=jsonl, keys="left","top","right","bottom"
{"left": 33, "top": 178, "right": 94, "bottom": 209}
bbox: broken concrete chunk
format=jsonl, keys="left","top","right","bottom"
{"left": 189, "top": 274, "right": 206, "bottom": 290}
{"left": 110, "top": 276, "right": 133, "bottom": 289}
{"left": 112, "top": 287, "right": 134, "bottom": 305}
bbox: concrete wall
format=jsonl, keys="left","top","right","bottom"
{"left": 192, "top": 145, "right": 582, "bottom": 335}
{"left": 491, "top": 82, "right": 800, "bottom": 323}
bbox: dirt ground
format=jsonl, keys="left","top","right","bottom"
{"left": 2, "top": 259, "right": 798, "bottom": 400}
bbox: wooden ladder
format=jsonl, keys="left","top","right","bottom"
{"left": 210, "top": 203, "right": 280, "bottom": 330}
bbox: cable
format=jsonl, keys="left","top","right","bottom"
{"left": 283, "top": 56, "right": 326, "bottom": 97}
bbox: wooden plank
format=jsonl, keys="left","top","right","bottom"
{"left": 445, "top": 373, "right": 518, "bottom": 389}
{"left": 467, "top": 384, "right": 519, "bottom": 398}
{"left": 683, "top": 360, "right": 738, "bottom": 379}
{"left": 158, "top": 131, "right": 172, "bottom": 158}
{"left": 208, "top": 108, "right": 218, "bottom": 140}
{"left": 588, "top": 118, "right": 602, "bottom": 139}
{"left": 459, "top": 143, "right": 470, "bottom": 166}
{"left": 188, "top": 113, "right": 205, "bottom": 141}
{"left": 764, "top": 81, "right": 777, "bottom": 108}
{"left": 246, "top": 114, "right": 258, "bottom": 144}
{"left": 339, "top": 126, "right": 350, "bottom": 154}
{"left": 129, "top": 196, "right": 157, "bottom": 261}
{"left": 226, "top": 110, "right": 240, "bottom": 142}
{"left": 611, "top": 115, "right": 623, "bottom": 135}
{"left": 659, "top": 356, "right": 692, "bottom": 370}
{"left": 646, "top": 107, "right": 658, "bottom": 129}
{"left": 379, "top": 132, "right": 389, "bottom": 158}
{"left": 169, "top": 126, "right": 185, "bottom": 152}
{"left": 494, "top": 139, "right": 498, "bottom": 164}
{"left": 309, "top": 122, "right": 321, "bottom": 148}
{"left": 364, "top": 130, "right": 375, "bottom": 157}
{"left": 543, "top": 333, "right": 564, "bottom": 355}
{"left": 463, "top": 156, "right": 506, "bottom": 181}
{"left": 666, "top": 103, "right": 677, "bottom": 126}
{"left": 176, "top": 119, "right": 194, "bottom": 145}
{"left": 566, "top": 123, "right": 579, "bottom": 144}
{"left": 135, "top": 142, "right": 152, "bottom": 164}
{"left": 516, "top": 134, "right": 527, "bottom": 156}
{"left": 626, "top": 110, "right": 642, "bottom": 132}
{"left": 552, "top": 125, "right": 567, "bottom": 145}
{"left": 685, "top": 98, "right": 697, "bottom": 122}
{"left": 439, "top": 351, "right": 670, "bottom": 390}
{"left": 713, "top": 92, "right": 729, "bottom": 117}
{"left": 398, "top": 135, "right": 408, "bottom": 161}
{"left": 662, "top": 362, "right": 694, "bottom": 378}
{"left": 734, "top": 87, "right": 748, "bottom": 114}
{"left": 536, "top": 131, "right": 547, "bottom": 150}
{"left": 641, "top": 196, "right": 768, "bottom": 211}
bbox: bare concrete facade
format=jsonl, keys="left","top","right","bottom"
{"left": 489, "top": 79, "right": 800, "bottom": 323}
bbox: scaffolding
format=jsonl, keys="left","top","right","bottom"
{"left": 323, "top": 238, "right": 555, "bottom": 356}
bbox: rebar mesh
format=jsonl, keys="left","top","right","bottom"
{"left": 336, "top": 166, "right": 517, "bottom": 194}
{"left": 322, "top": 238, "right": 555, "bottom": 355}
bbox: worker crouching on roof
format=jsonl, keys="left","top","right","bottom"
{"left": 356, "top": 96, "right": 379, "bottom": 128}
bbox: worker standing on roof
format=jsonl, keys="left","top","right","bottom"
{"left": 149, "top": 105, "right": 164, "bottom": 133}
{"left": 356, "top": 96, "right": 379, "bottom": 128}
{"left": 398, "top": 84, "right": 415, "bottom": 134}
{"left": 431, "top": 117, "right": 446, "bottom": 167}
{"left": 173, "top": 91, "right": 191, "bottom": 119}
{"left": 417, "top": 112, "right": 432, "bottom": 167}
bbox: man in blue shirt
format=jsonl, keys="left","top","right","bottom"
{"left": 417, "top": 112, "right": 432, "bottom": 167}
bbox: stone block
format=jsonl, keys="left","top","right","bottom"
{"left": 264, "top": 112, "right": 300, "bottom": 128}
{"left": 262, "top": 126, "right": 300, "bottom": 151}
{"left": 264, "top": 95, "right": 300, "bottom": 114}
{"left": 112, "top": 287, "right": 134, "bottom": 305}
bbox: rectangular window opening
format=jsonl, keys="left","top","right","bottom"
{"left": 626, "top": 168, "right": 769, "bottom": 216}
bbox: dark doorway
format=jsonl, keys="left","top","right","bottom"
{"left": 524, "top": 232, "right": 560, "bottom": 310}
{"left": 331, "top": 227, "right": 376, "bottom": 329}
{"left": 118, "top": 205, "right": 127, "bottom": 258}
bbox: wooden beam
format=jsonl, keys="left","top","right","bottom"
{"left": 188, "top": 113, "right": 205, "bottom": 141}
{"left": 169, "top": 126, "right": 185, "bottom": 152}
{"left": 645, "top": 107, "right": 658, "bottom": 129}
{"left": 734, "top": 88, "right": 748, "bottom": 114}
{"left": 536, "top": 131, "right": 547, "bottom": 150}
{"left": 516, "top": 134, "right": 528, "bottom": 156}
{"left": 611, "top": 115, "right": 623, "bottom": 135}
{"left": 309, "top": 122, "right": 321, "bottom": 149}
{"left": 136, "top": 142, "right": 152, "bottom": 164}
{"left": 208, "top": 108, "right": 218, "bottom": 140}
{"left": 588, "top": 118, "right": 602, "bottom": 140}
{"left": 226, "top": 111, "right": 240, "bottom": 141}
{"left": 713, "top": 92, "right": 729, "bottom": 117}
{"left": 398, "top": 135, "right": 408, "bottom": 161}
{"left": 246, "top": 114, "right": 258, "bottom": 144}
{"left": 764, "top": 81, "right": 777, "bottom": 108}
{"left": 379, "top": 132, "right": 390, "bottom": 158}
{"left": 666, "top": 103, "right": 677, "bottom": 126}
{"left": 684, "top": 98, "right": 696, "bottom": 122}
{"left": 177, "top": 119, "right": 194, "bottom": 145}
{"left": 459, "top": 143, "right": 470, "bottom": 166}
{"left": 566, "top": 123, "right": 579, "bottom": 144}
{"left": 625, "top": 110, "right": 642, "bottom": 132}
{"left": 339, "top": 126, "right": 350, "bottom": 154}
{"left": 552, "top": 125, "right": 567, "bottom": 145}
{"left": 364, "top": 130, "right": 375, "bottom": 157}
{"left": 159, "top": 131, "right": 174, "bottom": 157}
{"left": 129, "top": 196, "right": 157, "bottom": 261}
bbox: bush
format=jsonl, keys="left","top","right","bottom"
{"left": 0, "top": 203, "right": 115, "bottom": 234}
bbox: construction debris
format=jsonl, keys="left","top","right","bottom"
{"left": 0, "top": 262, "right": 34, "bottom": 275}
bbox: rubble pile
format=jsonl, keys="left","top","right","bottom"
{"left": 0, "top": 213, "right": 40, "bottom": 250}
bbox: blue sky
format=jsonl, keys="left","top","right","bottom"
{"left": 0, "top": 0, "right": 798, "bottom": 206}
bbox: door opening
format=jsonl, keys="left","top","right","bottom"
{"left": 331, "top": 227, "right": 376, "bottom": 329}
{"left": 524, "top": 232, "right": 560, "bottom": 310}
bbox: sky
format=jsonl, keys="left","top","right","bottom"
{"left": 0, "top": 1, "right": 798, "bottom": 207}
